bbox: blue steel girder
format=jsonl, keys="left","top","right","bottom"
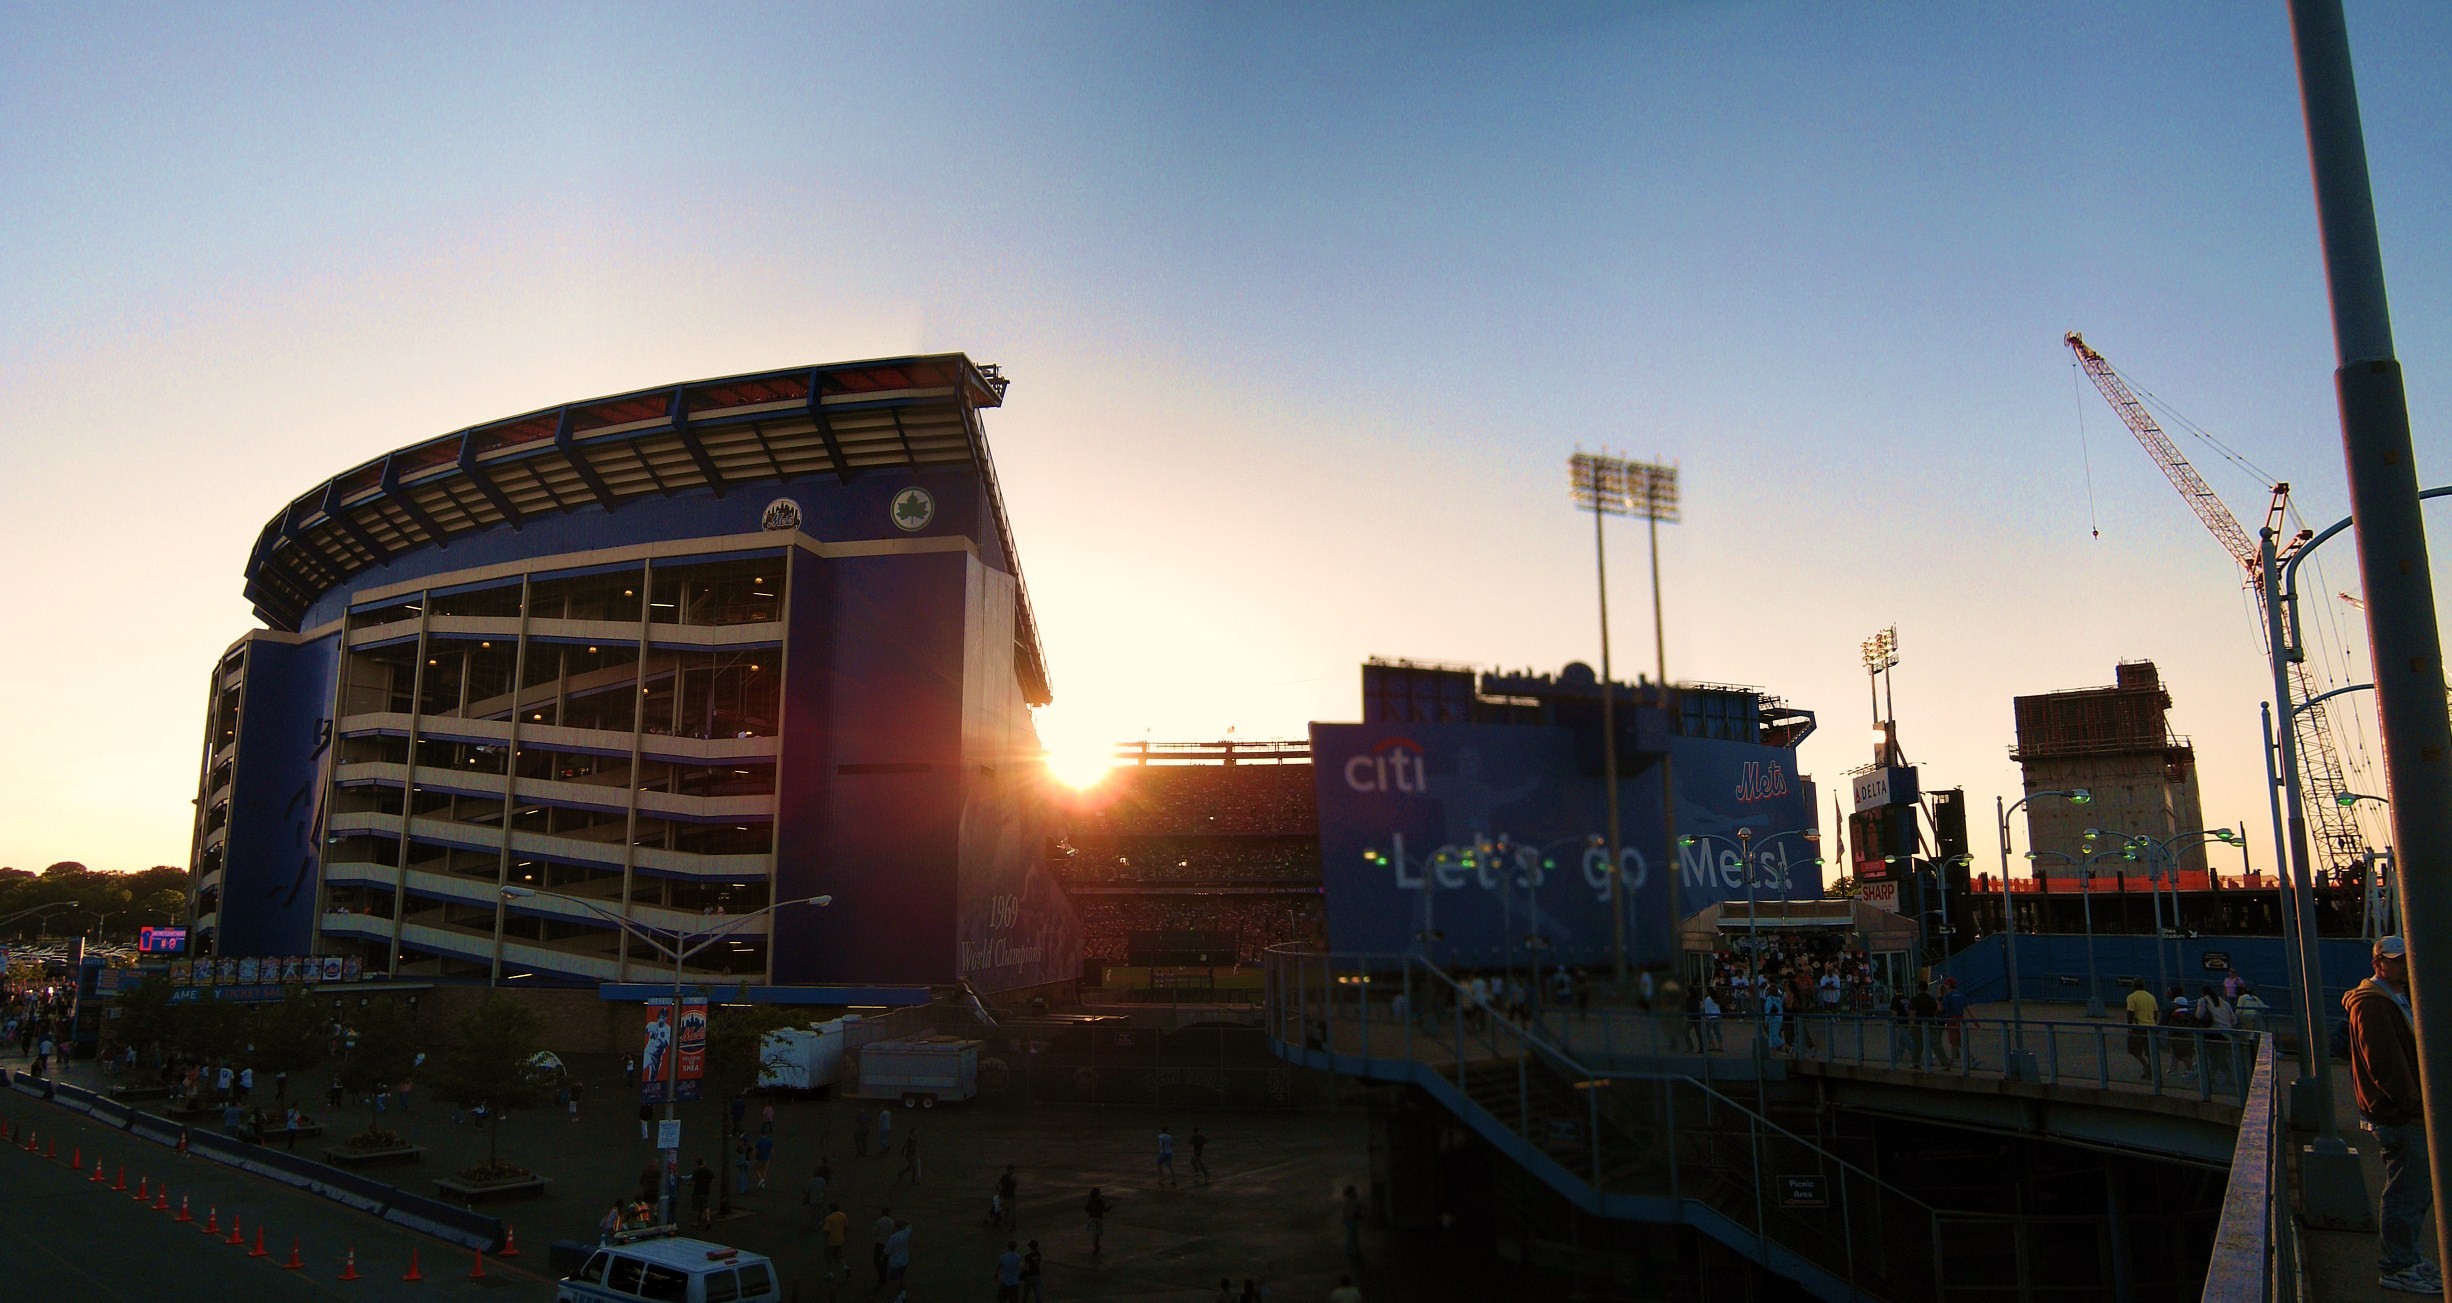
{"left": 805, "top": 370, "right": 853, "bottom": 483}
{"left": 455, "top": 430, "right": 524, "bottom": 528}
{"left": 318, "top": 479, "right": 389, "bottom": 566}
{"left": 669, "top": 388, "right": 726, "bottom": 495}
{"left": 553, "top": 406, "right": 621, "bottom": 511}
{"left": 377, "top": 454, "right": 447, "bottom": 545}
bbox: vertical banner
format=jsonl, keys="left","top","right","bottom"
{"left": 640, "top": 998, "right": 709, "bottom": 1104}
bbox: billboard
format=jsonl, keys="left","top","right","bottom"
{"left": 1311, "top": 721, "right": 1820, "bottom": 967}
{"left": 137, "top": 926, "right": 188, "bottom": 955}
{"left": 640, "top": 998, "right": 709, "bottom": 1104}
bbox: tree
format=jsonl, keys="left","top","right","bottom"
{"left": 702, "top": 1004, "right": 799, "bottom": 1212}
{"left": 1826, "top": 875, "right": 1860, "bottom": 899}
{"left": 424, "top": 995, "right": 553, "bottom": 1174}
{"left": 331, "top": 999, "right": 418, "bottom": 1142}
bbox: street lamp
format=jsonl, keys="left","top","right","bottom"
{"left": 1996, "top": 788, "right": 2090, "bottom": 1076}
{"left": 2083, "top": 826, "right": 2241, "bottom": 1012}
{"left": 2025, "top": 848, "right": 2126, "bottom": 1017}
{"left": 0, "top": 900, "right": 79, "bottom": 939}
{"left": 499, "top": 886, "right": 831, "bottom": 1225}
{"left": 2337, "top": 792, "right": 2390, "bottom": 808}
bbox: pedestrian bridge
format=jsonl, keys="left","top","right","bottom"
{"left": 1263, "top": 949, "right": 2279, "bottom": 1302}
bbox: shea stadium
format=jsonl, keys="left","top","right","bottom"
{"left": 188, "top": 355, "right": 1078, "bottom": 1003}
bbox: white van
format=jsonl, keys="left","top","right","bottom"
{"left": 557, "top": 1238, "right": 780, "bottom": 1303}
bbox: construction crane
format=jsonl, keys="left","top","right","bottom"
{"left": 2064, "top": 331, "right": 2372, "bottom": 877}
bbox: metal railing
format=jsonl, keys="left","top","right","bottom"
{"left": 1265, "top": 948, "right": 2127, "bottom": 1302}
{"left": 2201, "top": 1035, "right": 2294, "bottom": 1302}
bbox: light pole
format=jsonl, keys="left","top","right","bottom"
{"left": 0, "top": 900, "right": 78, "bottom": 941}
{"left": 2025, "top": 849, "right": 2125, "bottom": 1017}
{"left": 1570, "top": 452, "right": 1678, "bottom": 993}
{"left": 2084, "top": 827, "right": 2241, "bottom": 1011}
{"left": 499, "top": 886, "right": 831, "bottom": 1226}
{"left": 1997, "top": 789, "right": 2091, "bottom": 1075}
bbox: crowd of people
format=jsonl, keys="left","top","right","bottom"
{"left": 1070, "top": 897, "right": 1320, "bottom": 967}
{"left": 1058, "top": 836, "right": 1321, "bottom": 885}
{"left": 1060, "top": 764, "right": 1318, "bottom": 838}
{"left": 3, "top": 977, "right": 72, "bottom": 1080}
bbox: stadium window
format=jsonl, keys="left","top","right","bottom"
{"left": 527, "top": 566, "right": 645, "bottom": 624}
{"left": 649, "top": 555, "right": 783, "bottom": 627}
{"left": 342, "top": 641, "right": 420, "bottom": 716}
{"left": 347, "top": 598, "right": 424, "bottom": 632}
{"left": 429, "top": 580, "right": 523, "bottom": 619}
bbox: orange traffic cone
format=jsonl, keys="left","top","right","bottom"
{"left": 282, "top": 1238, "right": 304, "bottom": 1270}
{"left": 202, "top": 1207, "right": 219, "bottom": 1235}
{"left": 338, "top": 1249, "right": 360, "bottom": 1281}
{"left": 152, "top": 1187, "right": 169, "bottom": 1211}
{"left": 69, "top": 1146, "right": 79, "bottom": 1168}
{"left": 45, "top": 1138, "right": 55, "bottom": 1159}
{"left": 113, "top": 1167, "right": 125, "bottom": 1191}
{"left": 468, "top": 1249, "right": 487, "bottom": 1279}
{"left": 90, "top": 1157, "right": 106, "bottom": 1183}
{"left": 499, "top": 1225, "right": 521, "bottom": 1258}
{"left": 134, "top": 1176, "right": 149, "bottom": 1202}
{"left": 247, "top": 1228, "right": 269, "bottom": 1258}
{"left": 174, "top": 1195, "right": 192, "bottom": 1222}
{"left": 402, "top": 1249, "right": 424, "bottom": 1282}
{"left": 228, "top": 1215, "right": 246, "bottom": 1246}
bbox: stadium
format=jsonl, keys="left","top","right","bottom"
{"left": 186, "top": 354, "right": 1080, "bottom": 1003}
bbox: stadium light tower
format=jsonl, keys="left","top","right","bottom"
{"left": 1569, "top": 452, "right": 1677, "bottom": 990}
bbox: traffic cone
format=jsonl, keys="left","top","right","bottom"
{"left": 468, "top": 1249, "right": 487, "bottom": 1279}
{"left": 247, "top": 1228, "right": 269, "bottom": 1258}
{"left": 338, "top": 1249, "right": 360, "bottom": 1281}
{"left": 45, "top": 1138, "right": 55, "bottom": 1160}
{"left": 153, "top": 1187, "right": 169, "bottom": 1212}
{"left": 228, "top": 1215, "right": 246, "bottom": 1246}
{"left": 69, "top": 1146, "right": 79, "bottom": 1168}
{"left": 402, "top": 1249, "right": 424, "bottom": 1282}
{"left": 499, "top": 1225, "right": 522, "bottom": 1257}
{"left": 113, "top": 1167, "right": 125, "bottom": 1191}
{"left": 175, "top": 1195, "right": 192, "bottom": 1222}
{"left": 202, "top": 1207, "right": 219, "bottom": 1234}
{"left": 134, "top": 1176, "right": 148, "bottom": 1202}
{"left": 282, "top": 1238, "right": 304, "bottom": 1270}
{"left": 91, "top": 1157, "right": 106, "bottom": 1183}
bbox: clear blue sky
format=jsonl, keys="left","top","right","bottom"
{"left": 3, "top": 2, "right": 2447, "bottom": 873}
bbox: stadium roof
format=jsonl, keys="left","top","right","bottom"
{"left": 241, "top": 352, "right": 1050, "bottom": 703}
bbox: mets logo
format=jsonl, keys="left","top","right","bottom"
{"left": 760, "top": 498, "right": 804, "bottom": 532}
{"left": 1735, "top": 760, "right": 1791, "bottom": 803}
{"left": 891, "top": 487, "right": 935, "bottom": 532}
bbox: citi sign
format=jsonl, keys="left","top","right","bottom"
{"left": 1345, "top": 738, "right": 1427, "bottom": 793}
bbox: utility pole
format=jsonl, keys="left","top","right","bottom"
{"left": 2288, "top": 0, "right": 2447, "bottom": 1243}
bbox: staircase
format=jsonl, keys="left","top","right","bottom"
{"left": 1268, "top": 949, "right": 2021, "bottom": 1303}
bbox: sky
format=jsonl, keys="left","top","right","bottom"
{"left": 2, "top": 2, "right": 2449, "bottom": 877}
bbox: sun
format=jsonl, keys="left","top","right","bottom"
{"left": 1046, "top": 740, "right": 1117, "bottom": 790}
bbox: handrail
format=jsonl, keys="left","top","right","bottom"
{"left": 1266, "top": 946, "right": 1950, "bottom": 1223}
{"left": 2201, "top": 1036, "right": 2291, "bottom": 1302}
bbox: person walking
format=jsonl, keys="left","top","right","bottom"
{"left": 2346, "top": 935, "right": 2444, "bottom": 1294}
{"left": 1938, "top": 978, "right": 1975, "bottom": 1069}
{"left": 1701, "top": 988, "right": 1724, "bottom": 1052}
{"left": 637, "top": 1101, "right": 654, "bottom": 1142}
{"left": 1021, "top": 1239, "right": 1044, "bottom": 1303}
{"left": 1888, "top": 986, "right": 1917, "bottom": 1068}
{"left": 732, "top": 1133, "right": 753, "bottom": 1193}
{"left": 1189, "top": 1126, "right": 1211, "bottom": 1184}
{"left": 997, "top": 1164, "right": 1019, "bottom": 1228}
{"left": 690, "top": 1158, "right": 715, "bottom": 1230}
{"left": 871, "top": 1207, "right": 896, "bottom": 1287}
{"left": 804, "top": 1158, "right": 832, "bottom": 1227}
{"left": 897, "top": 1128, "right": 920, "bottom": 1184}
{"left": 1908, "top": 981, "right": 1940, "bottom": 1070}
{"left": 754, "top": 1130, "right": 774, "bottom": 1187}
{"left": 883, "top": 1219, "right": 912, "bottom": 1300}
{"left": 875, "top": 1104, "right": 892, "bottom": 1155}
{"left": 2123, "top": 981, "right": 2159, "bottom": 1080}
{"left": 821, "top": 1201, "right": 848, "bottom": 1279}
{"left": 1083, "top": 1187, "right": 1110, "bottom": 1255}
{"left": 993, "top": 1240, "right": 1025, "bottom": 1303}
{"left": 1156, "top": 1126, "right": 1177, "bottom": 1187}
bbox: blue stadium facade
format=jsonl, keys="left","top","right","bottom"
{"left": 188, "top": 355, "right": 1080, "bottom": 999}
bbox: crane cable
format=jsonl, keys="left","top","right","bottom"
{"left": 2071, "top": 359, "right": 2101, "bottom": 539}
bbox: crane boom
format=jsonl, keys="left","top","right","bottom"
{"left": 2066, "top": 333, "right": 2260, "bottom": 572}
{"left": 2063, "top": 331, "right": 2373, "bottom": 876}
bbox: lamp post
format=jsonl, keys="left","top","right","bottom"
{"left": 2025, "top": 849, "right": 2124, "bottom": 1017}
{"left": 2084, "top": 827, "right": 2241, "bottom": 1011}
{"left": 1997, "top": 789, "right": 2091, "bottom": 1074}
{"left": 0, "top": 900, "right": 78, "bottom": 941}
{"left": 1569, "top": 452, "right": 1678, "bottom": 993}
{"left": 499, "top": 886, "right": 831, "bottom": 1226}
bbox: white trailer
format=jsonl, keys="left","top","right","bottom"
{"left": 851, "top": 1037, "right": 980, "bottom": 1108}
{"left": 757, "top": 1017, "right": 856, "bottom": 1093}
